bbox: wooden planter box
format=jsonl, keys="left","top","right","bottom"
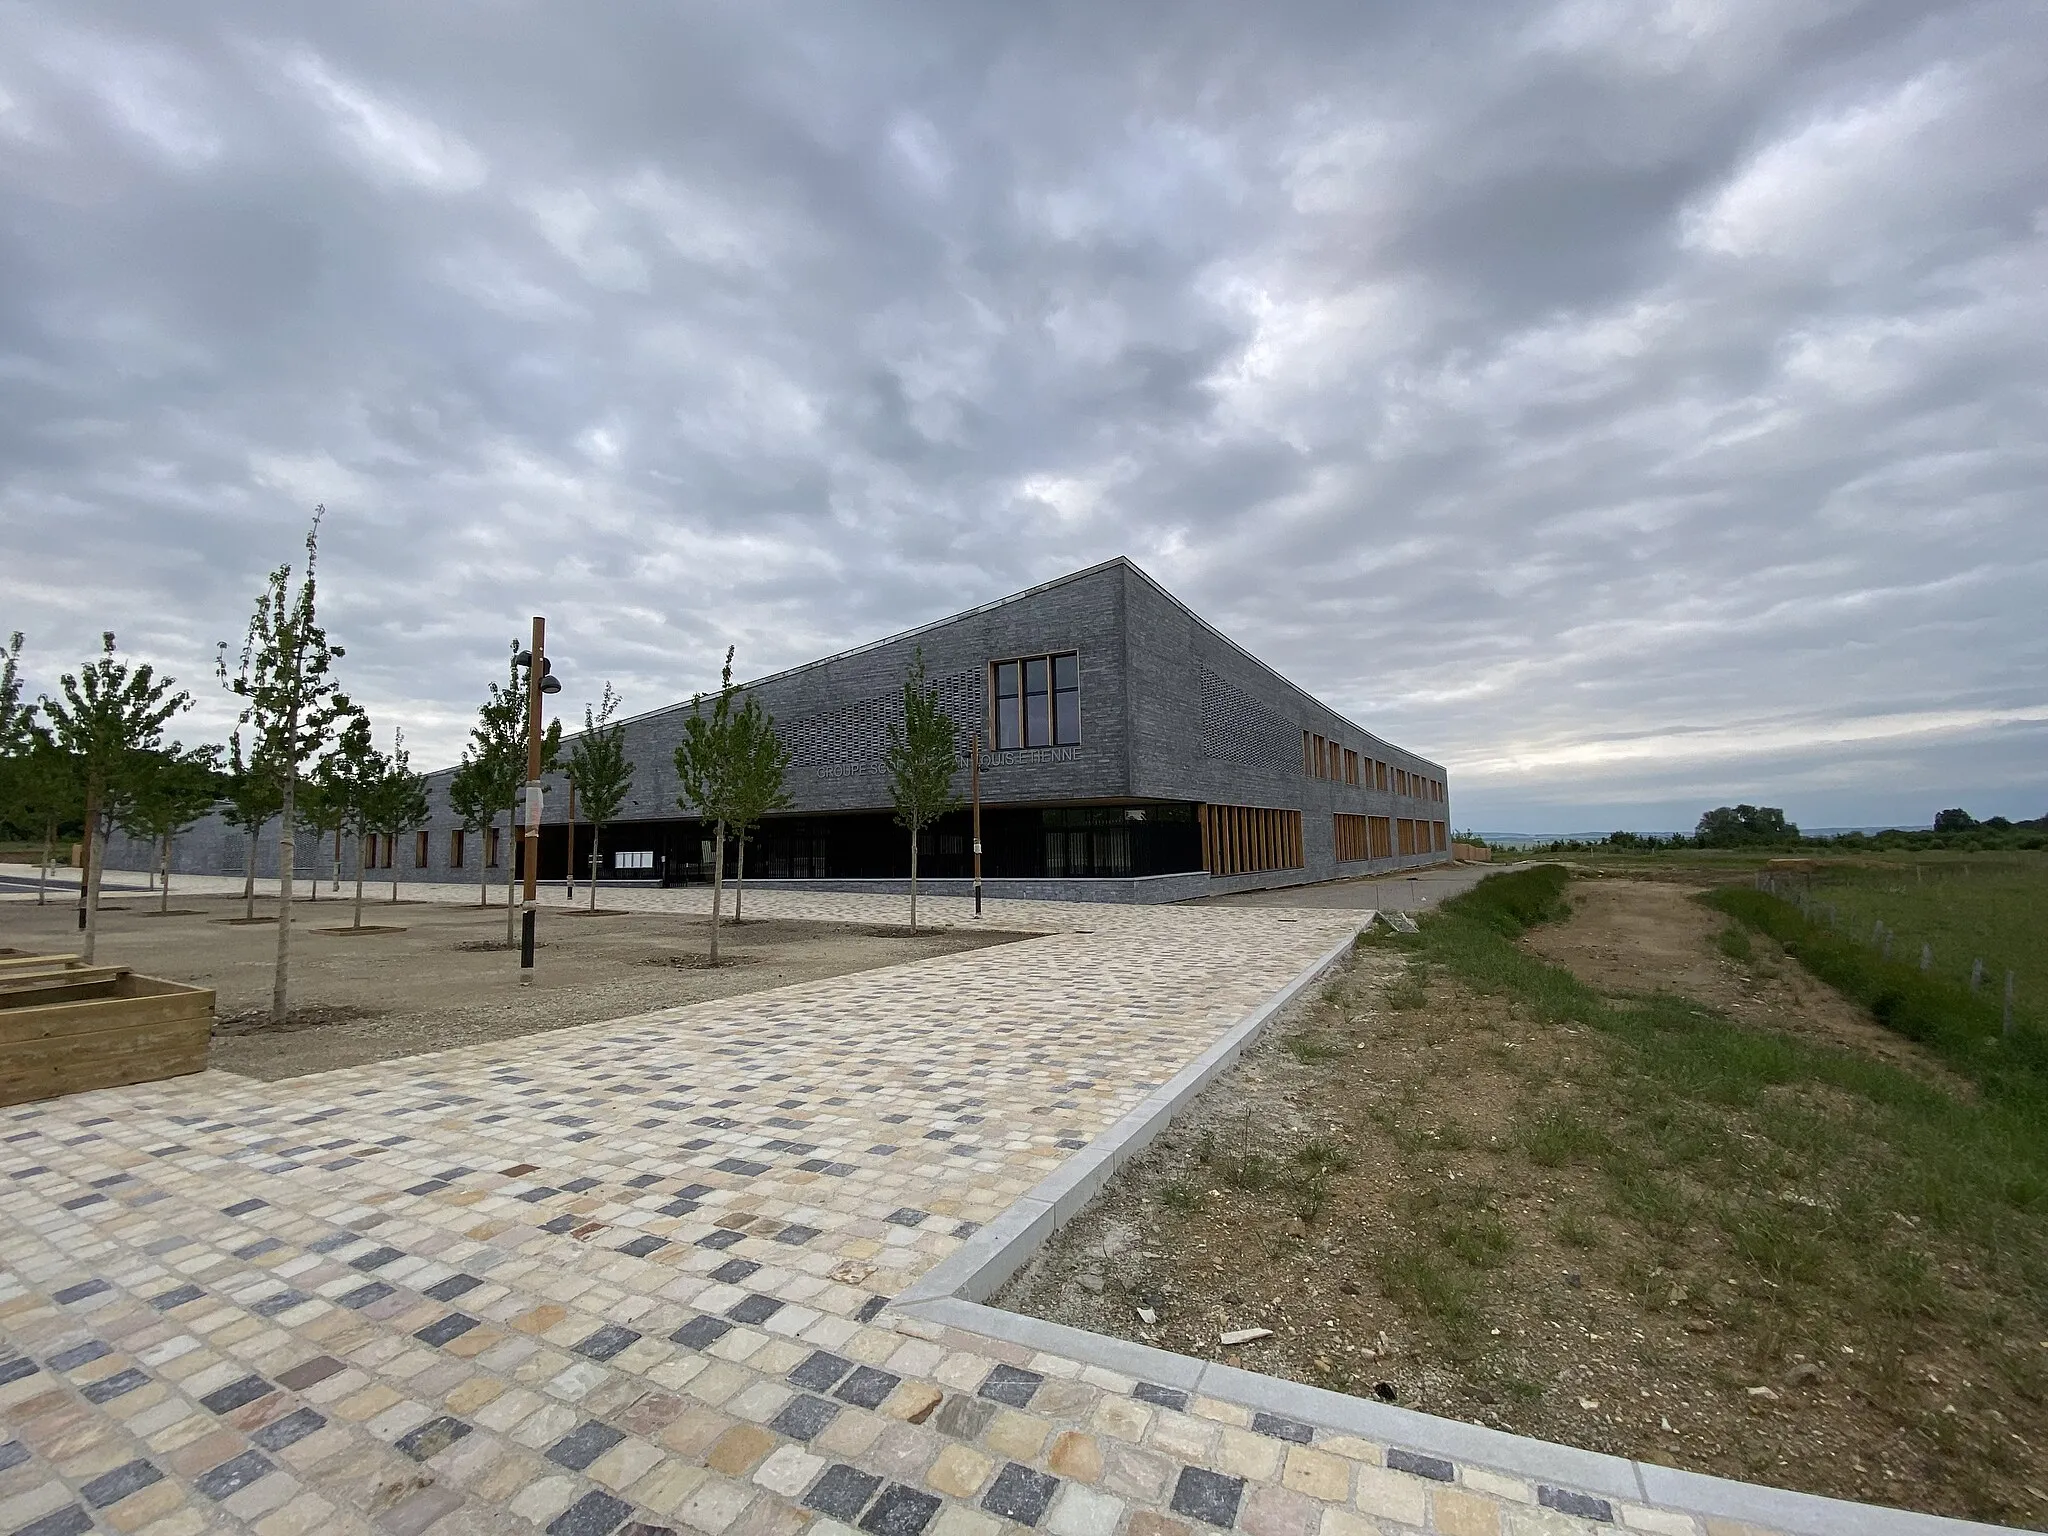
{"left": 0, "top": 957, "right": 214, "bottom": 1107}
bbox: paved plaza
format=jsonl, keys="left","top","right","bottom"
{"left": 0, "top": 883, "right": 1859, "bottom": 1536}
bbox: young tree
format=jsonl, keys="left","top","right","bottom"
{"left": 221, "top": 730, "right": 284, "bottom": 922}
{"left": 320, "top": 710, "right": 388, "bottom": 931}
{"left": 447, "top": 754, "right": 505, "bottom": 911}
{"left": 370, "top": 728, "right": 430, "bottom": 905}
{"left": 884, "top": 648, "right": 962, "bottom": 934}
{"left": 299, "top": 760, "right": 347, "bottom": 902}
{"left": 219, "top": 509, "right": 353, "bottom": 1027}
{"left": 674, "top": 648, "right": 740, "bottom": 962}
{"left": 725, "top": 693, "right": 791, "bottom": 923}
{"left": 462, "top": 645, "right": 561, "bottom": 945}
{"left": 118, "top": 744, "right": 222, "bottom": 913}
{"left": 42, "top": 633, "right": 192, "bottom": 962}
{"left": 564, "top": 683, "right": 634, "bottom": 913}
{"left": 9, "top": 732, "right": 79, "bottom": 907}
{"left": 0, "top": 637, "right": 77, "bottom": 906}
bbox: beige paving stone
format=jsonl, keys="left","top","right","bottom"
{"left": 1432, "top": 1486, "right": 1502, "bottom": 1536}
{"left": 707, "top": 1422, "right": 779, "bottom": 1476}
{"left": 1506, "top": 1508, "right": 1613, "bottom": 1536}
{"left": 591, "top": 1434, "right": 667, "bottom": 1491}
{"left": 1283, "top": 1446, "right": 1352, "bottom": 1503}
{"left": 1216, "top": 1425, "right": 1284, "bottom": 1481}
{"left": 1048, "top": 1428, "right": 1103, "bottom": 1482}
{"left": 1618, "top": 1506, "right": 1702, "bottom": 1536}
{"left": 507, "top": 1471, "right": 582, "bottom": 1524}
{"left": 1131, "top": 1513, "right": 1193, "bottom": 1536}
{"left": 1355, "top": 1466, "right": 1429, "bottom": 1527}
{"left": 1460, "top": 1468, "right": 1531, "bottom": 1503}
{"left": 752, "top": 1443, "right": 827, "bottom": 1497}
{"left": 103, "top": 1479, "right": 187, "bottom": 1533}
{"left": 927, "top": 1442, "right": 996, "bottom": 1499}
{"left": 678, "top": 1471, "right": 759, "bottom": 1534}
{"left": 982, "top": 1407, "right": 1051, "bottom": 1462}
{"left": 629, "top": 1456, "right": 712, "bottom": 1516}
{"left": 1089, "top": 1394, "right": 1151, "bottom": 1443}
{"left": 1048, "top": 1482, "right": 1126, "bottom": 1536}
{"left": 1319, "top": 1509, "right": 1387, "bottom": 1536}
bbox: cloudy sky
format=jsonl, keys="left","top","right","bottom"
{"left": 3, "top": 0, "right": 2043, "bottom": 834}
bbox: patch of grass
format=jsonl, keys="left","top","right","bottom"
{"left": 1159, "top": 1179, "right": 1203, "bottom": 1213}
{"left": 1383, "top": 969, "right": 1428, "bottom": 1011}
{"left": 1554, "top": 1207, "right": 1604, "bottom": 1249}
{"left": 1375, "top": 1244, "right": 1484, "bottom": 1344}
{"left": 1292, "top": 1136, "right": 1353, "bottom": 1174}
{"left": 1515, "top": 1102, "right": 1609, "bottom": 1166}
{"left": 1716, "top": 922, "right": 1754, "bottom": 963}
{"left": 1434, "top": 1210, "right": 1514, "bottom": 1268}
{"left": 1703, "top": 885, "right": 2048, "bottom": 1111}
{"left": 1285, "top": 1033, "right": 1346, "bottom": 1064}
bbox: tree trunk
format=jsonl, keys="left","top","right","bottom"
{"left": 80, "top": 789, "right": 104, "bottom": 964}
{"left": 708, "top": 819, "right": 725, "bottom": 963}
{"left": 272, "top": 773, "right": 296, "bottom": 1027}
{"left": 909, "top": 825, "right": 919, "bottom": 934}
{"left": 391, "top": 837, "right": 401, "bottom": 903}
{"left": 505, "top": 808, "right": 519, "bottom": 948}
{"left": 37, "top": 822, "right": 53, "bottom": 906}
{"left": 734, "top": 834, "right": 746, "bottom": 923}
{"left": 160, "top": 834, "right": 172, "bottom": 913}
{"left": 243, "top": 826, "right": 258, "bottom": 920}
{"left": 353, "top": 829, "right": 366, "bottom": 929}
{"left": 478, "top": 822, "right": 490, "bottom": 906}
{"left": 566, "top": 801, "right": 576, "bottom": 905}
{"left": 589, "top": 824, "right": 602, "bottom": 912}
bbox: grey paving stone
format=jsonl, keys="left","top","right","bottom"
{"left": 788, "top": 1352, "right": 854, "bottom": 1392}
{"left": 547, "top": 1419, "right": 626, "bottom": 1471}
{"left": 194, "top": 1448, "right": 274, "bottom": 1501}
{"left": 574, "top": 1324, "right": 644, "bottom": 1361}
{"left": 1540, "top": 1485, "right": 1615, "bottom": 1522}
{"left": 1386, "top": 1448, "right": 1454, "bottom": 1483}
{"left": 805, "top": 1464, "right": 883, "bottom": 1521}
{"left": 859, "top": 1483, "right": 942, "bottom": 1536}
{"left": 982, "top": 1462, "right": 1059, "bottom": 1527}
{"left": 978, "top": 1363, "right": 1044, "bottom": 1407}
{"left": 548, "top": 1490, "right": 635, "bottom": 1536}
{"left": 79, "top": 1457, "right": 163, "bottom": 1508}
{"left": 1171, "top": 1467, "right": 1245, "bottom": 1528}
{"left": 769, "top": 1394, "right": 840, "bottom": 1441}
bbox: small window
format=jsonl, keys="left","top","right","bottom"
{"left": 1375, "top": 760, "right": 1388, "bottom": 792}
{"left": 450, "top": 829, "right": 465, "bottom": 869}
{"left": 991, "top": 653, "right": 1079, "bottom": 748}
{"left": 1345, "top": 749, "right": 1359, "bottom": 785}
{"left": 416, "top": 831, "right": 430, "bottom": 868}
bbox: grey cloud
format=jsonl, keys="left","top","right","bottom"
{"left": 0, "top": 0, "right": 2042, "bottom": 832}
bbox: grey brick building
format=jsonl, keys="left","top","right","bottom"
{"left": 129, "top": 559, "right": 1452, "bottom": 903}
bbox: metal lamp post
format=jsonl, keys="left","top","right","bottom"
{"left": 512, "top": 619, "right": 562, "bottom": 984}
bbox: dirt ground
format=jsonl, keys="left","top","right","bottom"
{"left": 0, "top": 891, "right": 1033, "bottom": 1079}
{"left": 995, "top": 880, "right": 2048, "bottom": 1528}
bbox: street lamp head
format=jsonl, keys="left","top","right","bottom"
{"left": 540, "top": 675, "right": 562, "bottom": 695}
{"left": 512, "top": 649, "right": 533, "bottom": 668}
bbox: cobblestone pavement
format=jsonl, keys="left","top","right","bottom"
{"left": 2, "top": 886, "right": 1781, "bottom": 1536}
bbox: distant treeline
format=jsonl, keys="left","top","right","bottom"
{"left": 1471, "top": 804, "right": 2048, "bottom": 856}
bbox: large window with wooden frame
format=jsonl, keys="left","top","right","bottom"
{"left": 1369, "top": 816, "right": 1393, "bottom": 859}
{"left": 1432, "top": 820, "right": 1447, "bottom": 852}
{"left": 1344, "top": 749, "right": 1360, "bottom": 785}
{"left": 450, "top": 829, "right": 465, "bottom": 868}
{"left": 1374, "top": 759, "right": 1388, "bottom": 792}
{"left": 416, "top": 831, "right": 430, "bottom": 868}
{"left": 1199, "top": 805, "right": 1303, "bottom": 877}
{"left": 1398, "top": 818, "right": 1418, "bottom": 855}
{"left": 1334, "top": 814, "right": 1371, "bottom": 863}
{"left": 486, "top": 826, "right": 501, "bottom": 868}
{"left": 992, "top": 653, "right": 1079, "bottom": 749}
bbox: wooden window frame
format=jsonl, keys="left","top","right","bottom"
{"left": 416, "top": 831, "right": 430, "bottom": 868}
{"left": 485, "top": 826, "right": 500, "bottom": 868}
{"left": 990, "top": 652, "right": 1080, "bottom": 750}
{"left": 450, "top": 829, "right": 465, "bottom": 869}
{"left": 1199, "top": 805, "right": 1304, "bottom": 877}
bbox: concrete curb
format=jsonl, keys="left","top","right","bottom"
{"left": 890, "top": 929, "right": 2022, "bottom": 1536}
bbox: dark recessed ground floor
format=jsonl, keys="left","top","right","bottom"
{"left": 528, "top": 802, "right": 1203, "bottom": 884}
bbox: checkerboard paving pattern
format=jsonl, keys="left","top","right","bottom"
{"left": 1, "top": 888, "right": 1759, "bottom": 1536}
